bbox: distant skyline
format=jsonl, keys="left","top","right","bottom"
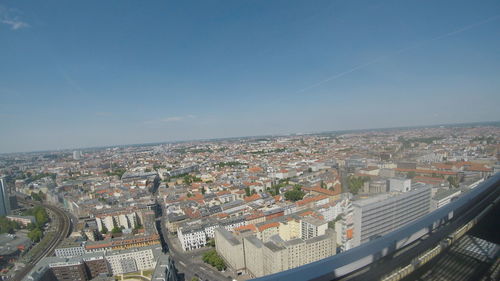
{"left": 1, "top": 0, "right": 500, "bottom": 153}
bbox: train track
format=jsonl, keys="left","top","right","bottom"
{"left": 8, "top": 199, "right": 71, "bottom": 281}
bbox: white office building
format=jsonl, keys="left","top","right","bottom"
{"left": 353, "top": 184, "right": 431, "bottom": 247}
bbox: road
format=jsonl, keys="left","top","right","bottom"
{"left": 159, "top": 216, "right": 231, "bottom": 281}
{"left": 8, "top": 199, "right": 71, "bottom": 281}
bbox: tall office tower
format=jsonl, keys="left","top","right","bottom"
{"left": 352, "top": 184, "right": 431, "bottom": 247}
{"left": 73, "top": 150, "right": 82, "bottom": 160}
{"left": 0, "top": 177, "right": 11, "bottom": 216}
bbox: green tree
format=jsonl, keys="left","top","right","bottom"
{"left": 407, "top": 171, "right": 417, "bottom": 179}
{"left": 31, "top": 192, "right": 42, "bottom": 202}
{"left": 202, "top": 249, "right": 226, "bottom": 271}
{"left": 207, "top": 238, "right": 215, "bottom": 247}
{"left": 28, "top": 228, "right": 43, "bottom": 242}
{"left": 328, "top": 221, "right": 336, "bottom": 229}
{"left": 284, "top": 189, "right": 305, "bottom": 202}
{"left": 101, "top": 225, "right": 108, "bottom": 234}
{"left": 347, "top": 175, "right": 369, "bottom": 195}
{"left": 245, "top": 187, "right": 251, "bottom": 197}
{"left": 0, "top": 216, "right": 20, "bottom": 234}
{"left": 111, "top": 226, "right": 122, "bottom": 234}
{"left": 24, "top": 206, "right": 49, "bottom": 227}
{"left": 191, "top": 278, "right": 199, "bottom": 281}
{"left": 447, "top": 176, "right": 459, "bottom": 188}
{"left": 201, "top": 187, "right": 206, "bottom": 195}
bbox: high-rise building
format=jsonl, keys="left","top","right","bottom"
{"left": 73, "top": 151, "right": 82, "bottom": 160}
{"left": 0, "top": 177, "right": 11, "bottom": 216}
{"left": 352, "top": 184, "right": 431, "bottom": 247}
{"left": 389, "top": 178, "right": 411, "bottom": 192}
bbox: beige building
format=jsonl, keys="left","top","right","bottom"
{"left": 215, "top": 227, "right": 336, "bottom": 278}
{"left": 243, "top": 236, "right": 264, "bottom": 277}
{"left": 214, "top": 228, "right": 245, "bottom": 273}
{"left": 278, "top": 218, "right": 301, "bottom": 241}
{"left": 260, "top": 230, "right": 336, "bottom": 276}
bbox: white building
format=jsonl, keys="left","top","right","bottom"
{"left": 300, "top": 217, "right": 327, "bottom": 240}
{"left": 389, "top": 178, "right": 411, "bottom": 192}
{"left": 431, "top": 188, "right": 462, "bottom": 210}
{"left": 105, "top": 247, "right": 156, "bottom": 275}
{"left": 353, "top": 184, "right": 431, "bottom": 247}
{"left": 178, "top": 225, "right": 207, "bottom": 251}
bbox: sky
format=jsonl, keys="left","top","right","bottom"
{"left": 1, "top": 0, "right": 500, "bottom": 153}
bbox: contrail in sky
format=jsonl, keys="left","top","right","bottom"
{"left": 296, "top": 14, "right": 500, "bottom": 94}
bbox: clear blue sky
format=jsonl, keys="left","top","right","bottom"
{"left": 1, "top": 0, "right": 499, "bottom": 153}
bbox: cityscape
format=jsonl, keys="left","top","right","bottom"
{"left": 1, "top": 1, "right": 500, "bottom": 281}
{"left": 0, "top": 123, "right": 499, "bottom": 281}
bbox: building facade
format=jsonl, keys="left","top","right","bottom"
{"left": 0, "top": 177, "right": 10, "bottom": 216}
{"left": 352, "top": 185, "right": 431, "bottom": 247}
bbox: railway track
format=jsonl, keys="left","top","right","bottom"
{"left": 8, "top": 199, "right": 71, "bottom": 281}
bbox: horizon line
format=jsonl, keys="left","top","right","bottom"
{"left": 1, "top": 119, "right": 499, "bottom": 155}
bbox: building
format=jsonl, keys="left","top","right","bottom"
{"left": 84, "top": 234, "right": 160, "bottom": 252}
{"left": 105, "top": 246, "right": 157, "bottom": 275}
{"left": 177, "top": 224, "right": 207, "bottom": 251}
{"left": 255, "top": 230, "right": 336, "bottom": 277}
{"left": 50, "top": 260, "right": 88, "bottom": 281}
{"left": 23, "top": 247, "right": 157, "bottom": 281}
{"left": 243, "top": 236, "right": 264, "bottom": 277}
{"left": 300, "top": 217, "right": 327, "bottom": 240}
{"left": 82, "top": 255, "right": 110, "bottom": 279}
{"left": 389, "top": 178, "right": 411, "bottom": 192}
{"left": 215, "top": 227, "right": 336, "bottom": 278}
{"left": 6, "top": 215, "right": 35, "bottom": 226}
{"left": 214, "top": 228, "right": 245, "bottom": 273}
{"left": 0, "top": 177, "right": 10, "bottom": 216}
{"left": 54, "top": 238, "right": 86, "bottom": 258}
{"left": 431, "top": 188, "right": 462, "bottom": 210}
{"left": 352, "top": 184, "right": 431, "bottom": 247}
{"left": 0, "top": 233, "right": 32, "bottom": 267}
{"left": 73, "top": 151, "right": 82, "bottom": 160}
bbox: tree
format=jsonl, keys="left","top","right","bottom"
{"left": 111, "top": 226, "right": 122, "bottom": 234}
{"left": 24, "top": 206, "right": 48, "bottom": 227}
{"left": 0, "top": 216, "right": 20, "bottom": 234}
{"left": 202, "top": 249, "right": 226, "bottom": 271}
{"left": 28, "top": 228, "right": 43, "bottom": 242}
{"left": 201, "top": 187, "right": 206, "bottom": 195}
{"left": 347, "top": 175, "right": 368, "bottom": 195}
{"left": 328, "top": 221, "right": 336, "bottom": 229}
{"left": 284, "top": 189, "right": 305, "bottom": 202}
{"left": 191, "top": 278, "right": 199, "bottom": 281}
{"left": 447, "top": 176, "right": 459, "bottom": 188}
{"left": 407, "top": 171, "right": 417, "bottom": 179}
{"left": 245, "top": 187, "right": 251, "bottom": 197}
{"left": 101, "top": 225, "right": 108, "bottom": 234}
{"left": 31, "top": 192, "right": 42, "bottom": 202}
{"left": 187, "top": 192, "right": 193, "bottom": 198}
{"left": 207, "top": 238, "right": 215, "bottom": 247}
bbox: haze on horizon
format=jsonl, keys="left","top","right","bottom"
{"left": 1, "top": 0, "right": 500, "bottom": 153}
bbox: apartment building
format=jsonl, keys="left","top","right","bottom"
{"left": 214, "top": 228, "right": 245, "bottom": 273}
{"left": 54, "top": 238, "right": 86, "bottom": 258}
{"left": 216, "top": 227, "right": 336, "bottom": 278}
{"left": 300, "top": 217, "right": 327, "bottom": 240}
{"left": 177, "top": 224, "right": 207, "bottom": 251}
{"left": 352, "top": 184, "right": 431, "bottom": 247}
{"left": 105, "top": 246, "right": 156, "bottom": 275}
